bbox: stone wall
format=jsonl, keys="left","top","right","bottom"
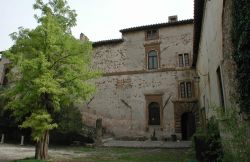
{"left": 196, "top": 0, "right": 224, "bottom": 118}
{"left": 0, "top": 57, "right": 10, "bottom": 85}
{"left": 221, "top": 0, "right": 237, "bottom": 107}
{"left": 81, "top": 23, "right": 197, "bottom": 139}
{"left": 196, "top": 0, "right": 237, "bottom": 119}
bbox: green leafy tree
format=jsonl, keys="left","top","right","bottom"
{"left": 1, "top": 0, "right": 99, "bottom": 159}
{"left": 54, "top": 104, "right": 83, "bottom": 134}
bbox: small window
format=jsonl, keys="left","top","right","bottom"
{"left": 148, "top": 102, "right": 160, "bottom": 125}
{"left": 179, "top": 53, "right": 189, "bottom": 67}
{"left": 217, "top": 67, "right": 225, "bottom": 109}
{"left": 2, "top": 67, "right": 10, "bottom": 86}
{"left": 146, "top": 29, "right": 158, "bottom": 40}
{"left": 184, "top": 53, "right": 189, "bottom": 66}
{"left": 148, "top": 50, "right": 158, "bottom": 70}
{"left": 180, "top": 81, "right": 192, "bottom": 98}
{"left": 179, "top": 54, "right": 184, "bottom": 67}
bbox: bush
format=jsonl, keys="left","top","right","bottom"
{"left": 50, "top": 105, "right": 95, "bottom": 145}
{"left": 193, "top": 117, "right": 223, "bottom": 162}
{"left": 218, "top": 108, "right": 250, "bottom": 162}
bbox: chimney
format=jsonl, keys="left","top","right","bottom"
{"left": 168, "top": 15, "right": 178, "bottom": 23}
{"left": 80, "top": 33, "right": 89, "bottom": 41}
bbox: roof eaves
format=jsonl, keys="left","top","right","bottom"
{"left": 92, "top": 38, "right": 124, "bottom": 47}
{"left": 120, "top": 19, "right": 194, "bottom": 33}
{"left": 192, "top": 0, "right": 205, "bottom": 67}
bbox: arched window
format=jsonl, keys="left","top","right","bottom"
{"left": 148, "top": 102, "right": 160, "bottom": 125}
{"left": 148, "top": 50, "right": 158, "bottom": 70}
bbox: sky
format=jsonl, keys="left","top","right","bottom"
{"left": 0, "top": 0, "right": 194, "bottom": 51}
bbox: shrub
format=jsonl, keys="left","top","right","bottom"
{"left": 193, "top": 117, "right": 223, "bottom": 162}
{"left": 218, "top": 107, "right": 250, "bottom": 162}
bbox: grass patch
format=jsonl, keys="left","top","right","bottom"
{"left": 13, "top": 147, "right": 195, "bottom": 162}
{"left": 13, "top": 157, "right": 51, "bottom": 162}
{"left": 74, "top": 147, "right": 195, "bottom": 162}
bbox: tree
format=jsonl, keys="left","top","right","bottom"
{"left": 54, "top": 104, "right": 84, "bottom": 135}
{"left": 1, "top": 0, "right": 99, "bottom": 159}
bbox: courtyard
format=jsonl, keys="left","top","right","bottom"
{"left": 0, "top": 144, "right": 194, "bottom": 162}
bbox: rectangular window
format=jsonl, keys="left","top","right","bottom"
{"left": 179, "top": 54, "right": 184, "bottom": 67}
{"left": 180, "top": 82, "right": 186, "bottom": 98}
{"left": 146, "top": 29, "right": 158, "bottom": 40}
{"left": 186, "top": 82, "right": 192, "bottom": 97}
{"left": 180, "top": 81, "right": 192, "bottom": 98}
{"left": 216, "top": 67, "right": 225, "bottom": 109}
{"left": 179, "top": 53, "right": 189, "bottom": 67}
{"left": 148, "top": 50, "right": 158, "bottom": 70}
{"left": 184, "top": 53, "right": 189, "bottom": 66}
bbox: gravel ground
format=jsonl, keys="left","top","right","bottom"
{"left": 0, "top": 141, "right": 192, "bottom": 162}
{"left": 0, "top": 144, "right": 88, "bottom": 162}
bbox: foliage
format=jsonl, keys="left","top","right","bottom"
{"left": 0, "top": 109, "right": 17, "bottom": 133}
{"left": 232, "top": 0, "right": 250, "bottom": 118}
{"left": 53, "top": 104, "right": 83, "bottom": 134}
{"left": 21, "top": 112, "right": 57, "bottom": 141}
{"left": 217, "top": 107, "right": 250, "bottom": 162}
{"left": 50, "top": 104, "right": 95, "bottom": 145}
{"left": 193, "top": 117, "right": 223, "bottom": 162}
{"left": 0, "top": 0, "right": 99, "bottom": 149}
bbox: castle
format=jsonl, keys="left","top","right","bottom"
{"left": 82, "top": 17, "right": 197, "bottom": 140}
{"left": 0, "top": 0, "right": 238, "bottom": 141}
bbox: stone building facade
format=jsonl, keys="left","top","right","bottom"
{"left": 193, "top": 0, "right": 237, "bottom": 124}
{"left": 0, "top": 0, "right": 243, "bottom": 142}
{"left": 81, "top": 18, "right": 199, "bottom": 140}
{"left": 0, "top": 54, "right": 10, "bottom": 86}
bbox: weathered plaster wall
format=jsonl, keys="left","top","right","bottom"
{"left": 83, "top": 70, "right": 196, "bottom": 138}
{"left": 196, "top": 0, "right": 224, "bottom": 118}
{"left": 93, "top": 24, "right": 194, "bottom": 73}
{"left": 82, "top": 23, "right": 196, "bottom": 139}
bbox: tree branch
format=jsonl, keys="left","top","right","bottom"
{"left": 50, "top": 53, "right": 73, "bottom": 69}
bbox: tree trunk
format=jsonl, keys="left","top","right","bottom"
{"left": 35, "top": 131, "right": 49, "bottom": 160}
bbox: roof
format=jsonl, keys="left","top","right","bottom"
{"left": 92, "top": 19, "right": 193, "bottom": 47}
{"left": 192, "top": 0, "right": 205, "bottom": 67}
{"left": 120, "top": 19, "right": 194, "bottom": 33}
{"left": 92, "top": 39, "right": 124, "bottom": 47}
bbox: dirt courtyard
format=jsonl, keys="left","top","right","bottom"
{"left": 0, "top": 144, "right": 88, "bottom": 162}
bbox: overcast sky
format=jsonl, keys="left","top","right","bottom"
{"left": 0, "top": 0, "right": 194, "bottom": 51}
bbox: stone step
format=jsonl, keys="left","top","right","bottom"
{"left": 102, "top": 140, "right": 192, "bottom": 148}
{"left": 102, "top": 137, "right": 114, "bottom": 143}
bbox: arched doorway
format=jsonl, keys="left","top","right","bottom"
{"left": 181, "top": 112, "right": 196, "bottom": 140}
{"left": 148, "top": 102, "right": 160, "bottom": 125}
